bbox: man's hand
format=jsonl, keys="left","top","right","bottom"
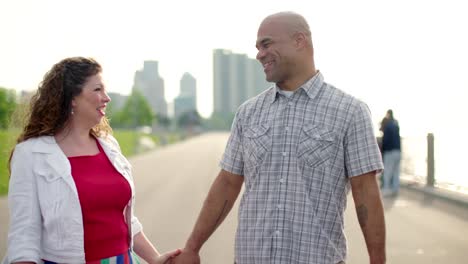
{"left": 172, "top": 248, "right": 201, "bottom": 264}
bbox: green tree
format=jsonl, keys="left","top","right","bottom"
{"left": 177, "top": 110, "right": 201, "bottom": 128}
{"left": 0, "top": 87, "right": 17, "bottom": 129}
{"left": 203, "top": 112, "right": 235, "bottom": 131}
{"left": 106, "top": 100, "right": 122, "bottom": 128}
{"left": 114, "top": 90, "right": 154, "bottom": 128}
{"left": 157, "top": 115, "right": 171, "bottom": 128}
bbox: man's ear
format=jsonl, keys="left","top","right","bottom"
{"left": 294, "top": 32, "right": 307, "bottom": 50}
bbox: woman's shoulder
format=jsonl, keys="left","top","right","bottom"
{"left": 97, "top": 133, "right": 117, "bottom": 144}
{"left": 15, "top": 135, "right": 54, "bottom": 149}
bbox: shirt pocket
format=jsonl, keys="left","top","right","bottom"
{"left": 297, "top": 125, "right": 335, "bottom": 168}
{"left": 243, "top": 124, "right": 271, "bottom": 170}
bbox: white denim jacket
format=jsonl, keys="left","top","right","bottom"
{"left": 3, "top": 135, "right": 142, "bottom": 264}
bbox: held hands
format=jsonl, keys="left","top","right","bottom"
{"left": 151, "top": 249, "right": 182, "bottom": 264}
{"left": 172, "top": 248, "right": 201, "bottom": 264}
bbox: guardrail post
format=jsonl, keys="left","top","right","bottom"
{"left": 427, "top": 133, "right": 435, "bottom": 187}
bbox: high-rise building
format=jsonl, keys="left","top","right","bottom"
{"left": 213, "top": 49, "right": 232, "bottom": 115}
{"left": 174, "top": 72, "right": 197, "bottom": 118}
{"left": 133, "top": 61, "right": 167, "bottom": 117}
{"left": 213, "top": 49, "right": 271, "bottom": 115}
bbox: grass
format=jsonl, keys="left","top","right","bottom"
{"left": 112, "top": 130, "right": 142, "bottom": 157}
{"left": 0, "top": 129, "right": 178, "bottom": 196}
{"left": 0, "top": 129, "right": 20, "bottom": 195}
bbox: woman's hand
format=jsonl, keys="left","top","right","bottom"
{"left": 151, "top": 249, "right": 182, "bottom": 264}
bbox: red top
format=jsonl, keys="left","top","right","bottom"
{"left": 68, "top": 139, "right": 131, "bottom": 261}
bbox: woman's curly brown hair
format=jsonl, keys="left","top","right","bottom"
{"left": 9, "top": 57, "right": 113, "bottom": 169}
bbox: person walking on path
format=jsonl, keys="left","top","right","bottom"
{"left": 173, "top": 11, "right": 386, "bottom": 264}
{"left": 381, "top": 109, "right": 401, "bottom": 196}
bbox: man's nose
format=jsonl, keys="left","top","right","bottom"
{"left": 256, "top": 49, "right": 265, "bottom": 61}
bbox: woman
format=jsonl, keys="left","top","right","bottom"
{"left": 381, "top": 109, "right": 401, "bottom": 196}
{"left": 4, "top": 57, "right": 180, "bottom": 264}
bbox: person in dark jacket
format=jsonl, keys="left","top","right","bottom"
{"left": 381, "top": 109, "right": 401, "bottom": 196}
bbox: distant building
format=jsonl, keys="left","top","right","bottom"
{"left": 133, "top": 61, "right": 167, "bottom": 117}
{"left": 174, "top": 72, "right": 197, "bottom": 119}
{"left": 108, "top": 92, "right": 127, "bottom": 111}
{"left": 213, "top": 49, "right": 271, "bottom": 115}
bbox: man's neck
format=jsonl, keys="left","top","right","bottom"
{"left": 277, "top": 69, "right": 318, "bottom": 91}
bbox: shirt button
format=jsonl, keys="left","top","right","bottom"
{"left": 288, "top": 102, "right": 293, "bottom": 106}
{"left": 282, "top": 152, "right": 287, "bottom": 156}
{"left": 279, "top": 178, "right": 284, "bottom": 183}
{"left": 277, "top": 204, "right": 282, "bottom": 209}
{"left": 285, "top": 127, "right": 289, "bottom": 131}
{"left": 275, "top": 230, "right": 281, "bottom": 236}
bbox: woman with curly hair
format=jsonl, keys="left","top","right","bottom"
{"left": 4, "top": 57, "right": 180, "bottom": 264}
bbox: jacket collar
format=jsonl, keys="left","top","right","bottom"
{"left": 96, "top": 136, "right": 120, "bottom": 162}
{"left": 31, "top": 135, "right": 61, "bottom": 153}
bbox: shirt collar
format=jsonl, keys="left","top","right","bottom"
{"left": 269, "top": 71, "right": 324, "bottom": 104}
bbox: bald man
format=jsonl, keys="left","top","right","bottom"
{"left": 174, "top": 12, "right": 386, "bottom": 264}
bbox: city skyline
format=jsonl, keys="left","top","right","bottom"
{"left": 0, "top": 0, "right": 467, "bottom": 137}
{"left": 213, "top": 49, "right": 271, "bottom": 115}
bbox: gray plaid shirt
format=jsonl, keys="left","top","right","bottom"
{"left": 220, "top": 72, "right": 383, "bottom": 264}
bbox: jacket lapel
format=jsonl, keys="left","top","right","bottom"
{"left": 97, "top": 136, "right": 135, "bottom": 191}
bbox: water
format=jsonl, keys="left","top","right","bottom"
{"left": 401, "top": 134, "right": 468, "bottom": 194}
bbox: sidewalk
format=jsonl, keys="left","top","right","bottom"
{"left": 0, "top": 173, "right": 468, "bottom": 258}
{"left": 401, "top": 178, "right": 468, "bottom": 209}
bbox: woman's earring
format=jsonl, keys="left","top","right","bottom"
{"left": 71, "top": 108, "right": 74, "bottom": 115}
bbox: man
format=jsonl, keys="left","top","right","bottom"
{"left": 174, "top": 11, "right": 386, "bottom": 264}
{"left": 381, "top": 109, "right": 401, "bottom": 196}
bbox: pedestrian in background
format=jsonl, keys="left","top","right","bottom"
{"left": 381, "top": 109, "right": 401, "bottom": 196}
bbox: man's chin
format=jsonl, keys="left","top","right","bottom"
{"left": 265, "top": 74, "right": 275, "bottom": 83}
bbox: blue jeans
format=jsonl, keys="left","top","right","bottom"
{"left": 383, "top": 149, "right": 401, "bottom": 193}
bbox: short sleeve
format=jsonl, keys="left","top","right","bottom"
{"left": 344, "top": 102, "right": 384, "bottom": 177}
{"left": 219, "top": 110, "right": 245, "bottom": 175}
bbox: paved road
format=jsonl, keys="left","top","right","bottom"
{"left": 1, "top": 132, "right": 468, "bottom": 263}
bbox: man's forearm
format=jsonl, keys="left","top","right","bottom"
{"left": 356, "top": 194, "right": 386, "bottom": 263}
{"left": 185, "top": 170, "right": 243, "bottom": 253}
{"left": 351, "top": 172, "right": 386, "bottom": 264}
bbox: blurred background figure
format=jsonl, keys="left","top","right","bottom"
{"left": 381, "top": 109, "right": 401, "bottom": 196}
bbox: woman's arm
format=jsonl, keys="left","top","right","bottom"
{"left": 133, "top": 231, "right": 181, "bottom": 264}
{"left": 8, "top": 144, "right": 42, "bottom": 263}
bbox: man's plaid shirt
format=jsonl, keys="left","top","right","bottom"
{"left": 220, "top": 72, "right": 383, "bottom": 264}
